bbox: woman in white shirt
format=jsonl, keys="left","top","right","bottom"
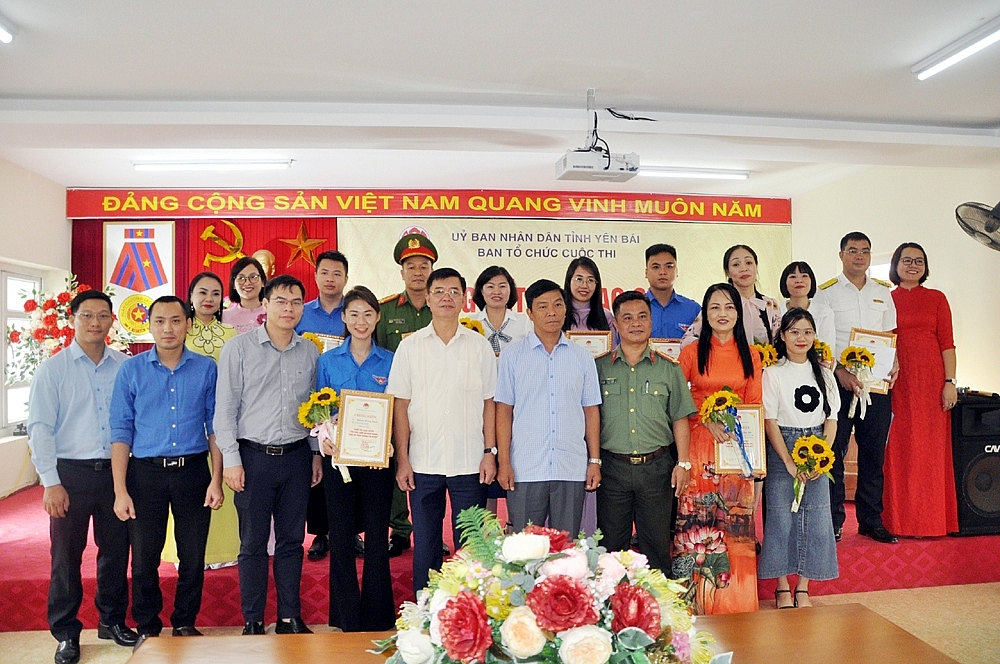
{"left": 468, "top": 266, "right": 532, "bottom": 356}
{"left": 760, "top": 308, "right": 841, "bottom": 608}
{"left": 778, "top": 262, "right": 836, "bottom": 360}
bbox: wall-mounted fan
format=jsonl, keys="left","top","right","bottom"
{"left": 956, "top": 200, "right": 1000, "bottom": 251}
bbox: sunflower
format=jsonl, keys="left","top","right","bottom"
{"left": 792, "top": 440, "right": 812, "bottom": 462}
{"left": 301, "top": 331, "right": 325, "bottom": 354}
{"left": 297, "top": 387, "right": 339, "bottom": 427}
{"left": 699, "top": 389, "right": 739, "bottom": 423}
{"left": 312, "top": 387, "right": 339, "bottom": 408}
{"left": 753, "top": 343, "right": 778, "bottom": 368}
{"left": 459, "top": 317, "right": 486, "bottom": 335}
{"left": 839, "top": 345, "right": 875, "bottom": 369}
{"left": 297, "top": 400, "right": 315, "bottom": 428}
{"left": 813, "top": 339, "right": 833, "bottom": 364}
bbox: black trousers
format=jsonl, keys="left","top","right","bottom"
{"left": 48, "top": 459, "right": 130, "bottom": 642}
{"left": 306, "top": 481, "right": 329, "bottom": 538}
{"left": 323, "top": 459, "right": 395, "bottom": 631}
{"left": 127, "top": 455, "right": 211, "bottom": 633}
{"left": 597, "top": 449, "right": 676, "bottom": 573}
{"left": 830, "top": 387, "right": 892, "bottom": 531}
{"left": 234, "top": 441, "right": 312, "bottom": 623}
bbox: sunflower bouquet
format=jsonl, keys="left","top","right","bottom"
{"left": 699, "top": 389, "right": 752, "bottom": 477}
{"left": 839, "top": 345, "right": 878, "bottom": 419}
{"left": 790, "top": 434, "right": 835, "bottom": 512}
{"left": 298, "top": 387, "right": 351, "bottom": 482}
{"left": 459, "top": 317, "right": 486, "bottom": 335}
{"left": 813, "top": 339, "right": 833, "bottom": 366}
{"left": 752, "top": 343, "right": 778, "bottom": 368}
{"left": 301, "top": 331, "right": 326, "bottom": 354}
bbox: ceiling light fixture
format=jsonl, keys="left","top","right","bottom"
{"left": 912, "top": 14, "right": 1000, "bottom": 80}
{"left": 132, "top": 159, "right": 293, "bottom": 172}
{"left": 0, "top": 13, "right": 18, "bottom": 44}
{"left": 639, "top": 167, "right": 749, "bottom": 181}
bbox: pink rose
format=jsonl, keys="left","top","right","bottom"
{"left": 538, "top": 549, "right": 589, "bottom": 580}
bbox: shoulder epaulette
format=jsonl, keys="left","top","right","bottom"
{"left": 818, "top": 278, "right": 838, "bottom": 290}
{"left": 378, "top": 293, "right": 397, "bottom": 304}
{"left": 655, "top": 350, "right": 680, "bottom": 364}
{"left": 873, "top": 278, "right": 892, "bottom": 288}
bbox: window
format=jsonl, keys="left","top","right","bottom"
{"left": 3, "top": 269, "right": 42, "bottom": 433}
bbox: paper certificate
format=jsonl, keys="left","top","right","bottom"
{"left": 315, "top": 334, "right": 345, "bottom": 353}
{"left": 566, "top": 330, "right": 612, "bottom": 357}
{"left": 649, "top": 338, "right": 682, "bottom": 361}
{"left": 333, "top": 389, "right": 394, "bottom": 468}
{"left": 714, "top": 405, "right": 767, "bottom": 476}
{"left": 849, "top": 328, "right": 897, "bottom": 395}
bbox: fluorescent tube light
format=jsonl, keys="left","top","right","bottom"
{"left": 132, "top": 160, "right": 293, "bottom": 172}
{"left": 0, "top": 14, "right": 18, "bottom": 44}
{"left": 639, "top": 167, "right": 749, "bottom": 181}
{"left": 912, "top": 15, "right": 1000, "bottom": 80}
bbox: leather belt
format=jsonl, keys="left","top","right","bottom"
{"left": 134, "top": 451, "right": 208, "bottom": 469}
{"left": 59, "top": 458, "right": 112, "bottom": 471}
{"left": 238, "top": 438, "right": 309, "bottom": 456}
{"left": 606, "top": 446, "right": 670, "bottom": 465}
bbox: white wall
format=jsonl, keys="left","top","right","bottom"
{"left": 792, "top": 165, "right": 1000, "bottom": 392}
{"left": 0, "top": 158, "right": 71, "bottom": 272}
{"left": 0, "top": 437, "right": 38, "bottom": 498}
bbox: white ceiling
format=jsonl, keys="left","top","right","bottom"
{"left": 1, "top": 0, "right": 999, "bottom": 197}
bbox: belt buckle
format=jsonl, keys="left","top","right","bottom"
{"left": 94, "top": 460, "right": 105, "bottom": 471}
{"left": 265, "top": 445, "right": 283, "bottom": 456}
{"left": 629, "top": 456, "right": 643, "bottom": 465}
{"left": 164, "top": 457, "right": 184, "bottom": 468}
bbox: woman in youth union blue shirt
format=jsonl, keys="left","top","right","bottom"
{"left": 315, "top": 286, "right": 395, "bottom": 632}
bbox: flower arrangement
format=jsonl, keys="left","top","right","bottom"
{"left": 301, "top": 331, "right": 326, "bottom": 354}
{"left": 373, "top": 509, "right": 716, "bottom": 664}
{"left": 459, "top": 317, "right": 486, "bottom": 335}
{"left": 751, "top": 343, "right": 778, "bottom": 368}
{"left": 698, "top": 389, "right": 752, "bottom": 477}
{"left": 838, "top": 345, "right": 878, "bottom": 419}
{"left": 790, "top": 435, "right": 835, "bottom": 512}
{"left": 5, "top": 277, "right": 134, "bottom": 385}
{"left": 297, "top": 387, "right": 355, "bottom": 482}
{"left": 812, "top": 339, "right": 833, "bottom": 366}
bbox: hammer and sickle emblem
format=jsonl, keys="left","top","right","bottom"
{"left": 201, "top": 219, "right": 245, "bottom": 266}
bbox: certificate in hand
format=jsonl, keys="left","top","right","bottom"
{"left": 333, "top": 389, "right": 394, "bottom": 468}
{"left": 649, "top": 338, "right": 682, "bottom": 361}
{"left": 315, "top": 334, "right": 345, "bottom": 353}
{"left": 848, "top": 328, "right": 897, "bottom": 395}
{"left": 714, "top": 405, "right": 767, "bottom": 476}
{"left": 566, "top": 330, "right": 612, "bottom": 357}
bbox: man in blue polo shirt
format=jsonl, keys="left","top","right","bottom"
{"left": 644, "top": 243, "right": 699, "bottom": 340}
{"left": 110, "top": 295, "right": 222, "bottom": 639}
{"left": 295, "top": 250, "right": 349, "bottom": 561}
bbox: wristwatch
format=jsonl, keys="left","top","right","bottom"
{"left": 484, "top": 447, "right": 498, "bottom": 455}
{"left": 945, "top": 379, "right": 956, "bottom": 385}
{"left": 588, "top": 457, "right": 602, "bottom": 466}
{"left": 677, "top": 461, "right": 692, "bottom": 471}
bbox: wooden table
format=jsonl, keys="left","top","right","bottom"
{"left": 127, "top": 604, "right": 956, "bottom": 663}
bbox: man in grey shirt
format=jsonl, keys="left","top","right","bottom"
{"left": 215, "top": 274, "right": 321, "bottom": 636}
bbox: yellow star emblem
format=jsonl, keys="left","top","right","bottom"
{"left": 278, "top": 221, "right": 327, "bottom": 267}
{"left": 142, "top": 259, "right": 151, "bottom": 267}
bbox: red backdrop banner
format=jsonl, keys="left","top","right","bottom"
{"left": 67, "top": 189, "right": 791, "bottom": 224}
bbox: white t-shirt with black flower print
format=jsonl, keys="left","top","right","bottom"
{"left": 762, "top": 358, "right": 840, "bottom": 428}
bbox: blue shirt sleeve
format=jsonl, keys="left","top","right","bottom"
{"left": 109, "top": 361, "right": 136, "bottom": 446}
{"left": 26, "top": 361, "right": 61, "bottom": 487}
{"left": 580, "top": 350, "right": 603, "bottom": 408}
{"left": 494, "top": 346, "right": 516, "bottom": 406}
{"left": 204, "top": 359, "right": 217, "bottom": 437}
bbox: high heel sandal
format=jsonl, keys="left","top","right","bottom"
{"left": 775, "top": 589, "right": 794, "bottom": 609}
{"left": 794, "top": 589, "right": 810, "bottom": 608}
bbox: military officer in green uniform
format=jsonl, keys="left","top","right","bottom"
{"left": 376, "top": 232, "right": 437, "bottom": 557}
{"left": 595, "top": 290, "right": 696, "bottom": 573}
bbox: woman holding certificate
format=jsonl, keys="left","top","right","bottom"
{"left": 760, "top": 308, "right": 840, "bottom": 608}
{"left": 315, "top": 286, "right": 396, "bottom": 632}
{"left": 674, "top": 284, "right": 762, "bottom": 614}
{"left": 884, "top": 243, "right": 959, "bottom": 537}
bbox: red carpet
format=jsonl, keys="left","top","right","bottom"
{"left": 2, "top": 485, "right": 999, "bottom": 631}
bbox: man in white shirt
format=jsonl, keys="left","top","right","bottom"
{"left": 812, "top": 232, "right": 898, "bottom": 544}
{"left": 388, "top": 267, "right": 498, "bottom": 592}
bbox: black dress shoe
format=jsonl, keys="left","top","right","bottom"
{"left": 388, "top": 534, "right": 411, "bottom": 558}
{"left": 834, "top": 527, "right": 843, "bottom": 542}
{"left": 355, "top": 534, "right": 365, "bottom": 558}
{"left": 442, "top": 543, "right": 451, "bottom": 557}
{"left": 858, "top": 524, "right": 898, "bottom": 544}
{"left": 54, "top": 638, "right": 80, "bottom": 664}
{"left": 171, "top": 626, "right": 203, "bottom": 636}
{"left": 242, "top": 621, "right": 265, "bottom": 635}
{"left": 307, "top": 534, "right": 329, "bottom": 561}
{"left": 275, "top": 617, "right": 313, "bottom": 634}
{"left": 97, "top": 622, "right": 139, "bottom": 647}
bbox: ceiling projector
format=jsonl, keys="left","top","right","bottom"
{"left": 555, "top": 149, "right": 639, "bottom": 182}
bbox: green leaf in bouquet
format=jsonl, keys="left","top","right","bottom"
{"left": 456, "top": 506, "right": 504, "bottom": 565}
{"left": 617, "top": 627, "right": 656, "bottom": 651}
{"left": 508, "top": 587, "right": 525, "bottom": 606}
{"left": 630, "top": 651, "right": 652, "bottom": 664}
{"left": 368, "top": 636, "right": 397, "bottom": 654}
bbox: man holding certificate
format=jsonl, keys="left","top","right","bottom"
{"left": 812, "top": 232, "right": 899, "bottom": 544}
{"left": 388, "top": 267, "right": 498, "bottom": 593}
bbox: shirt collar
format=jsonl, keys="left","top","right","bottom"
{"left": 527, "top": 330, "right": 568, "bottom": 349}
{"left": 306, "top": 297, "right": 343, "bottom": 315}
{"left": 610, "top": 344, "right": 656, "bottom": 365}
{"left": 146, "top": 346, "right": 193, "bottom": 369}
{"left": 646, "top": 290, "right": 680, "bottom": 307}
{"left": 254, "top": 324, "right": 301, "bottom": 349}
{"left": 68, "top": 339, "right": 112, "bottom": 366}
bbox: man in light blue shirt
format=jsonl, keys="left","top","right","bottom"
{"left": 27, "top": 290, "right": 137, "bottom": 664}
{"left": 495, "top": 279, "right": 602, "bottom": 534}
{"left": 644, "top": 243, "right": 700, "bottom": 340}
{"left": 110, "top": 295, "right": 221, "bottom": 638}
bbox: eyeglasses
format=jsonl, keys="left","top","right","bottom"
{"left": 899, "top": 257, "right": 925, "bottom": 267}
{"left": 76, "top": 313, "right": 113, "bottom": 322}
{"left": 235, "top": 274, "right": 261, "bottom": 285}
{"left": 844, "top": 249, "right": 871, "bottom": 256}
{"left": 429, "top": 288, "right": 463, "bottom": 299}
{"left": 270, "top": 297, "right": 303, "bottom": 309}
{"left": 572, "top": 276, "right": 597, "bottom": 286}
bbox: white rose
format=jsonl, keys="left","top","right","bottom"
{"left": 558, "top": 625, "right": 613, "bottom": 664}
{"left": 427, "top": 589, "right": 452, "bottom": 645}
{"left": 501, "top": 532, "right": 550, "bottom": 562}
{"left": 396, "top": 629, "right": 435, "bottom": 664}
{"left": 499, "top": 606, "right": 547, "bottom": 659}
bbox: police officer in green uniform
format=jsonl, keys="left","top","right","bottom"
{"left": 376, "top": 233, "right": 437, "bottom": 557}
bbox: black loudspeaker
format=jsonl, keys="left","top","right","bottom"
{"left": 951, "top": 393, "right": 1000, "bottom": 536}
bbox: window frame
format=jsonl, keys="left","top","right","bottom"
{"left": 2, "top": 267, "right": 44, "bottom": 434}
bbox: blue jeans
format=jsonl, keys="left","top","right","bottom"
{"left": 410, "top": 473, "right": 486, "bottom": 593}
